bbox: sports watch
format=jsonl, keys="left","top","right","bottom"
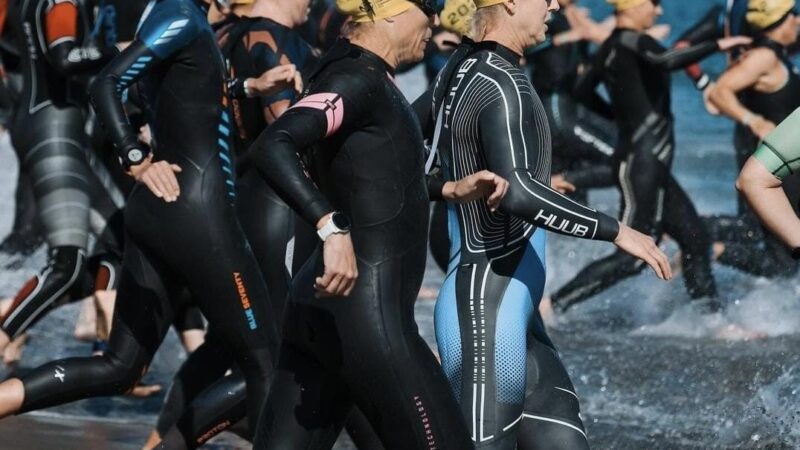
{"left": 120, "top": 146, "right": 150, "bottom": 169}
{"left": 317, "top": 212, "right": 351, "bottom": 242}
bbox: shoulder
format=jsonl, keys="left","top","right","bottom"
{"left": 138, "top": 0, "right": 204, "bottom": 55}
{"left": 472, "top": 50, "right": 531, "bottom": 93}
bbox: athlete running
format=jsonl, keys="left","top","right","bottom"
{"left": 544, "top": 0, "right": 750, "bottom": 317}
{"left": 0, "top": 0, "right": 295, "bottom": 443}
{"left": 0, "top": 0, "right": 124, "bottom": 356}
{"left": 417, "top": 0, "right": 671, "bottom": 448}
{"left": 706, "top": 0, "right": 800, "bottom": 277}
{"left": 144, "top": 0, "right": 321, "bottom": 446}
{"left": 528, "top": 0, "right": 617, "bottom": 198}
{"left": 248, "top": 0, "right": 515, "bottom": 447}
{"left": 738, "top": 107, "right": 800, "bottom": 250}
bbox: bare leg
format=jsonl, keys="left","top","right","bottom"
{"left": 0, "top": 379, "right": 24, "bottom": 419}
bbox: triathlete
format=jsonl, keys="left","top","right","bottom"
{"left": 738, "top": 107, "right": 800, "bottom": 250}
{"left": 546, "top": 0, "right": 750, "bottom": 316}
{"left": 0, "top": 0, "right": 43, "bottom": 262}
{"left": 707, "top": 0, "right": 800, "bottom": 277}
{"left": 249, "top": 0, "right": 513, "bottom": 447}
{"left": 0, "top": 0, "right": 120, "bottom": 355}
{"left": 418, "top": 0, "right": 671, "bottom": 448}
{"left": 527, "top": 0, "right": 617, "bottom": 200}
{"left": 0, "top": 0, "right": 294, "bottom": 442}
{"left": 143, "top": 0, "right": 321, "bottom": 446}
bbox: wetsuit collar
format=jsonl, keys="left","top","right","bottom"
{"left": 473, "top": 40, "right": 522, "bottom": 66}
{"left": 344, "top": 39, "right": 397, "bottom": 76}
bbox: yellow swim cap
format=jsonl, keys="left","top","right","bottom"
{"left": 747, "top": 0, "right": 796, "bottom": 30}
{"left": 474, "top": 0, "right": 505, "bottom": 8}
{"left": 607, "top": 0, "right": 649, "bottom": 11}
{"left": 336, "top": 0, "right": 416, "bottom": 23}
{"left": 440, "top": 0, "right": 476, "bottom": 35}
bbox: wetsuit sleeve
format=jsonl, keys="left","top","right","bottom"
{"left": 572, "top": 57, "right": 615, "bottom": 120}
{"left": 43, "top": 0, "right": 118, "bottom": 76}
{"left": 249, "top": 71, "right": 372, "bottom": 226}
{"left": 479, "top": 82, "right": 620, "bottom": 241}
{"left": 674, "top": 4, "right": 725, "bottom": 89}
{"left": 90, "top": 6, "right": 200, "bottom": 163}
{"left": 754, "top": 107, "right": 800, "bottom": 179}
{"left": 618, "top": 31, "right": 719, "bottom": 71}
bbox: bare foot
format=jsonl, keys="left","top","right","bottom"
{"left": 0, "top": 298, "right": 12, "bottom": 315}
{"left": 180, "top": 329, "right": 205, "bottom": 353}
{"left": 142, "top": 430, "right": 162, "bottom": 450}
{"left": 73, "top": 297, "right": 97, "bottom": 341}
{"left": 712, "top": 242, "right": 726, "bottom": 261}
{"left": 3, "top": 334, "right": 27, "bottom": 365}
{"left": 714, "top": 323, "right": 767, "bottom": 341}
{"left": 128, "top": 383, "right": 163, "bottom": 398}
{"left": 418, "top": 287, "right": 439, "bottom": 300}
{"left": 539, "top": 296, "right": 557, "bottom": 329}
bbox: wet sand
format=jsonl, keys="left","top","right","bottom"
{"left": 0, "top": 414, "right": 248, "bottom": 449}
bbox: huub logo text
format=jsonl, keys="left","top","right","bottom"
{"left": 534, "top": 211, "right": 590, "bottom": 237}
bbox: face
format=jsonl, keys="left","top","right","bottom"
{"left": 777, "top": 13, "right": 799, "bottom": 44}
{"left": 513, "top": 0, "right": 560, "bottom": 47}
{"left": 630, "top": 0, "right": 662, "bottom": 29}
{"left": 281, "top": 0, "right": 312, "bottom": 26}
{"left": 387, "top": 4, "right": 436, "bottom": 65}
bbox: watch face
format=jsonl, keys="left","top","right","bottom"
{"left": 332, "top": 213, "right": 351, "bottom": 230}
{"left": 128, "top": 148, "right": 144, "bottom": 164}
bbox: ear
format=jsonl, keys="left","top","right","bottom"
{"left": 504, "top": 0, "right": 517, "bottom": 15}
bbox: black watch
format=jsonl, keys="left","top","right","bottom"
{"left": 792, "top": 247, "right": 800, "bottom": 260}
{"left": 121, "top": 147, "right": 149, "bottom": 169}
{"left": 317, "top": 212, "right": 351, "bottom": 242}
{"left": 331, "top": 212, "right": 351, "bottom": 231}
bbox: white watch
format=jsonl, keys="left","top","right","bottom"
{"left": 317, "top": 212, "right": 351, "bottom": 242}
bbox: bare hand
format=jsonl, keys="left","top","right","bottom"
{"left": 613, "top": 224, "right": 672, "bottom": 281}
{"left": 249, "top": 64, "right": 302, "bottom": 97}
{"left": 444, "top": 170, "right": 509, "bottom": 212}
{"left": 116, "top": 41, "right": 132, "bottom": 51}
{"left": 129, "top": 155, "right": 182, "bottom": 202}
{"left": 315, "top": 231, "right": 358, "bottom": 298}
{"left": 718, "top": 36, "right": 752, "bottom": 52}
{"left": 749, "top": 116, "right": 776, "bottom": 140}
{"left": 702, "top": 82, "right": 720, "bottom": 115}
{"left": 139, "top": 124, "right": 153, "bottom": 146}
{"left": 551, "top": 174, "right": 576, "bottom": 194}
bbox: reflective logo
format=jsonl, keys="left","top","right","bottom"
{"left": 54, "top": 366, "right": 65, "bottom": 383}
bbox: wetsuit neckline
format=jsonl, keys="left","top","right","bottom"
{"left": 347, "top": 41, "right": 396, "bottom": 76}
{"left": 472, "top": 40, "right": 522, "bottom": 66}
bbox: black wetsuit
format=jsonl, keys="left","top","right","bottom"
{"left": 528, "top": 9, "right": 616, "bottom": 191}
{"left": 248, "top": 38, "right": 472, "bottom": 449}
{"left": 716, "top": 38, "right": 800, "bottom": 277}
{"left": 15, "top": 0, "right": 277, "bottom": 439}
{"left": 152, "top": 15, "right": 322, "bottom": 448}
{"left": 552, "top": 29, "right": 721, "bottom": 313}
{"left": 0, "top": 0, "right": 122, "bottom": 338}
{"left": 418, "top": 40, "right": 619, "bottom": 450}
{"left": 0, "top": 0, "right": 44, "bottom": 260}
